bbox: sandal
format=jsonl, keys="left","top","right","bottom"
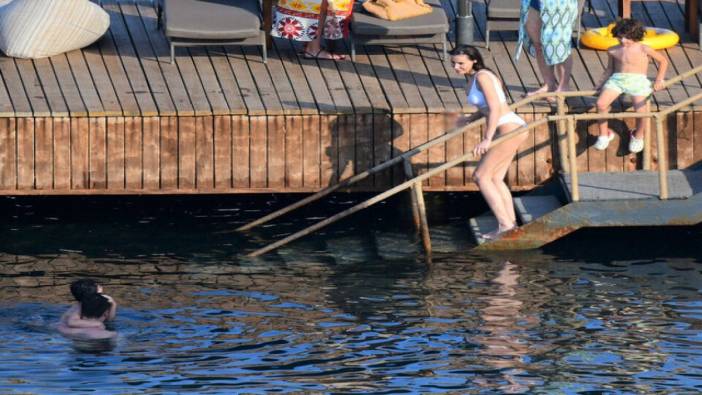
{"left": 302, "top": 49, "right": 345, "bottom": 61}
{"left": 593, "top": 130, "right": 615, "bottom": 151}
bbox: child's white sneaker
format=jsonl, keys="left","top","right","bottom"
{"left": 628, "top": 131, "right": 644, "bottom": 154}
{"left": 594, "top": 131, "right": 615, "bottom": 151}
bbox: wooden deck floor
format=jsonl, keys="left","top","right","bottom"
{"left": 0, "top": 0, "right": 700, "bottom": 194}
{"left": 0, "top": 0, "right": 700, "bottom": 117}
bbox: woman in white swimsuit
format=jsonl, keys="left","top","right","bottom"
{"left": 451, "top": 46, "right": 529, "bottom": 239}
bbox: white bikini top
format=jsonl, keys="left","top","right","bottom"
{"left": 467, "top": 71, "right": 507, "bottom": 108}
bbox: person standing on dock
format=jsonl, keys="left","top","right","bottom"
{"left": 451, "top": 46, "right": 528, "bottom": 240}
{"left": 516, "top": 0, "right": 579, "bottom": 97}
{"left": 271, "top": 0, "right": 353, "bottom": 60}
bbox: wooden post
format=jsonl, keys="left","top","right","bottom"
{"left": 557, "top": 95, "right": 569, "bottom": 173}
{"left": 403, "top": 158, "right": 421, "bottom": 233}
{"left": 566, "top": 117, "right": 579, "bottom": 202}
{"left": 618, "top": 0, "right": 631, "bottom": 18}
{"left": 412, "top": 181, "right": 432, "bottom": 257}
{"left": 655, "top": 115, "right": 668, "bottom": 200}
{"left": 643, "top": 101, "right": 652, "bottom": 170}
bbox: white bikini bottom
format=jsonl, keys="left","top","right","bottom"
{"left": 497, "top": 112, "right": 526, "bottom": 128}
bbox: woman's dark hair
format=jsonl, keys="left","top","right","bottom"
{"left": 450, "top": 45, "right": 488, "bottom": 72}
{"left": 450, "top": 45, "right": 507, "bottom": 96}
{"left": 612, "top": 18, "right": 645, "bottom": 41}
{"left": 70, "top": 279, "right": 98, "bottom": 302}
{"left": 80, "top": 294, "right": 112, "bottom": 319}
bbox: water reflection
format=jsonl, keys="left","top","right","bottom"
{"left": 0, "top": 196, "right": 701, "bottom": 392}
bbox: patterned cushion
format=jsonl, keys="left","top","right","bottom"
{"left": 0, "top": 0, "right": 109, "bottom": 59}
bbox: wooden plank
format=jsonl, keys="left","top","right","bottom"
{"left": 160, "top": 116, "right": 178, "bottom": 189}
{"left": 249, "top": 116, "right": 267, "bottom": 188}
{"left": 320, "top": 114, "right": 336, "bottom": 186}
{"left": 207, "top": 49, "right": 247, "bottom": 114}
{"left": 0, "top": 67, "right": 14, "bottom": 115}
{"left": 0, "top": 58, "right": 32, "bottom": 115}
{"left": 427, "top": 114, "right": 447, "bottom": 188}
{"left": 410, "top": 113, "right": 429, "bottom": 185}
{"left": 32, "top": 58, "right": 69, "bottom": 116}
{"left": 517, "top": 113, "right": 535, "bottom": 186}
{"left": 81, "top": 40, "right": 122, "bottom": 115}
{"left": 135, "top": 2, "right": 195, "bottom": 115}
{"left": 675, "top": 112, "right": 694, "bottom": 168}
{"left": 347, "top": 45, "right": 391, "bottom": 113}
{"left": 624, "top": 117, "right": 640, "bottom": 171}
{"left": 0, "top": 118, "right": 16, "bottom": 189}
{"left": 214, "top": 115, "right": 232, "bottom": 189}
{"left": 34, "top": 118, "right": 52, "bottom": 190}
{"left": 332, "top": 42, "right": 374, "bottom": 114}
{"left": 386, "top": 48, "right": 427, "bottom": 113}
{"left": 273, "top": 40, "right": 317, "bottom": 114}
{"left": 14, "top": 59, "right": 51, "bottom": 116}
{"left": 89, "top": 117, "right": 107, "bottom": 189}
{"left": 313, "top": 56, "right": 354, "bottom": 115}
{"left": 355, "top": 114, "right": 374, "bottom": 189}
{"left": 196, "top": 116, "right": 215, "bottom": 189}
{"left": 663, "top": 0, "right": 702, "bottom": 109}
{"left": 107, "top": 117, "right": 125, "bottom": 189}
{"left": 71, "top": 118, "right": 90, "bottom": 189}
{"left": 284, "top": 116, "right": 303, "bottom": 188}
{"left": 189, "top": 48, "right": 230, "bottom": 115}
{"left": 124, "top": 117, "right": 142, "bottom": 189}
{"left": 259, "top": 43, "right": 300, "bottom": 115}
{"left": 143, "top": 116, "right": 160, "bottom": 190}
{"left": 241, "top": 46, "right": 284, "bottom": 115}
{"left": 104, "top": 3, "right": 158, "bottom": 116}
{"left": 267, "top": 116, "right": 285, "bottom": 189}
{"left": 178, "top": 117, "right": 196, "bottom": 189}
{"left": 51, "top": 54, "right": 89, "bottom": 116}
{"left": 574, "top": 119, "right": 590, "bottom": 176}
{"left": 119, "top": 3, "right": 177, "bottom": 116}
{"left": 232, "top": 115, "right": 251, "bottom": 188}
{"left": 223, "top": 48, "right": 266, "bottom": 115}
{"left": 337, "top": 115, "right": 355, "bottom": 182}
{"left": 534, "top": 116, "right": 553, "bottom": 184}
{"left": 367, "top": 48, "right": 409, "bottom": 112}
{"left": 302, "top": 115, "right": 321, "bottom": 189}
{"left": 448, "top": 115, "right": 467, "bottom": 187}
{"left": 393, "top": 114, "right": 411, "bottom": 184}
{"left": 54, "top": 117, "right": 71, "bottom": 189}
{"left": 96, "top": 28, "right": 141, "bottom": 116}
{"left": 695, "top": 111, "right": 702, "bottom": 165}
{"left": 402, "top": 46, "right": 446, "bottom": 113}
{"left": 373, "top": 114, "right": 392, "bottom": 188}
{"left": 17, "top": 118, "right": 34, "bottom": 189}
{"left": 588, "top": 119, "right": 608, "bottom": 175}
{"left": 64, "top": 51, "right": 104, "bottom": 116}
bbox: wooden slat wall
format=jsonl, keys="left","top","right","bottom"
{"left": 0, "top": 111, "right": 698, "bottom": 194}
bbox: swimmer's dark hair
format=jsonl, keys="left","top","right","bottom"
{"left": 80, "top": 294, "right": 112, "bottom": 320}
{"left": 612, "top": 18, "right": 645, "bottom": 41}
{"left": 70, "top": 279, "right": 98, "bottom": 302}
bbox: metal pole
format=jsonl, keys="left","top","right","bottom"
{"left": 403, "top": 159, "right": 422, "bottom": 233}
{"left": 412, "top": 181, "right": 432, "bottom": 257}
{"left": 456, "top": 0, "right": 474, "bottom": 46}
{"left": 655, "top": 115, "right": 668, "bottom": 200}
{"left": 566, "top": 117, "right": 579, "bottom": 202}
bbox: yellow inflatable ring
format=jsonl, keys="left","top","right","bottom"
{"left": 580, "top": 24, "right": 679, "bottom": 50}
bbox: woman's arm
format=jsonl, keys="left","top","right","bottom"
{"left": 473, "top": 72, "right": 503, "bottom": 156}
{"left": 644, "top": 45, "right": 668, "bottom": 91}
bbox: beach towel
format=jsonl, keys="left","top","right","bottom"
{"left": 362, "top": 0, "right": 431, "bottom": 21}
{"left": 271, "top": 0, "right": 354, "bottom": 41}
{"left": 515, "top": 0, "right": 578, "bottom": 65}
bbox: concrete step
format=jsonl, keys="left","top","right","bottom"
{"left": 514, "top": 195, "right": 563, "bottom": 224}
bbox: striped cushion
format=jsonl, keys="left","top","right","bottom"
{"left": 0, "top": 0, "right": 109, "bottom": 59}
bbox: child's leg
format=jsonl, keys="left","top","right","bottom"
{"left": 631, "top": 95, "right": 648, "bottom": 140}
{"left": 596, "top": 89, "right": 620, "bottom": 137}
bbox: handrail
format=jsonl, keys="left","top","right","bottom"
{"left": 247, "top": 118, "right": 549, "bottom": 257}
{"left": 239, "top": 64, "right": 702, "bottom": 233}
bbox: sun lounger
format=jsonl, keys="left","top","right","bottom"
{"left": 349, "top": 0, "right": 449, "bottom": 62}
{"left": 158, "top": 0, "right": 266, "bottom": 64}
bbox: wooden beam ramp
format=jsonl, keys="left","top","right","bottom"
{"left": 471, "top": 168, "right": 702, "bottom": 250}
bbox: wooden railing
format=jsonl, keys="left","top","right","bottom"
{"left": 239, "top": 64, "right": 702, "bottom": 257}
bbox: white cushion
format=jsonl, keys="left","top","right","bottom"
{"left": 0, "top": 0, "right": 110, "bottom": 59}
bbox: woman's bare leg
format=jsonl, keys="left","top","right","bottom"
{"left": 555, "top": 55, "right": 573, "bottom": 92}
{"left": 492, "top": 125, "right": 529, "bottom": 227}
{"left": 303, "top": 0, "right": 343, "bottom": 59}
{"left": 525, "top": 8, "right": 557, "bottom": 95}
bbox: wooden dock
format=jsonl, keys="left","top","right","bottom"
{"left": 0, "top": 0, "right": 701, "bottom": 195}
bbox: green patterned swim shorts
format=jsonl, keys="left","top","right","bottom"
{"left": 603, "top": 73, "right": 653, "bottom": 97}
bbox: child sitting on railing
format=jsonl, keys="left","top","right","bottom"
{"left": 594, "top": 18, "right": 668, "bottom": 154}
